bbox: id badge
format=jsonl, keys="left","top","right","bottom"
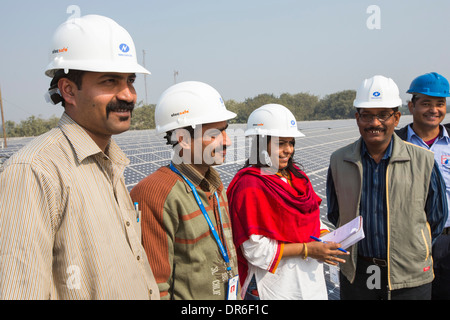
{"left": 227, "top": 275, "right": 239, "bottom": 300}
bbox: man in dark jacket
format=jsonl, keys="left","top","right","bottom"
{"left": 395, "top": 72, "right": 450, "bottom": 300}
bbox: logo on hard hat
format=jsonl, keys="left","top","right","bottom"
{"left": 171, "top": 109, "right": 190, "bottom": 118}
{"left": 118, "top": 43, "right": 132, "bottom": 57}
{"left": 119, "top": 43, "right": 130, "bottom": 53}
{"left": 372, "top": 91, "right": 381, "bottom": 98}
{"left": 253, "top": 123, "right": 264, "bottom": 127}
{"left": 52, "top": 47, "right": 68, "bottom": 54}
{"left": 290, "top": 120, "right": 296, "bottom": 126}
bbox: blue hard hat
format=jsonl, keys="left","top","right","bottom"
{"left": 407, "top": 72, "right": 450, "bottom": 97}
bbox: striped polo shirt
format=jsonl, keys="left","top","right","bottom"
{"left": 0, "top": 113, "right": 159, "bottom": 299}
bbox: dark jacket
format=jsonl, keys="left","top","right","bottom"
{"left": 395, "top": 123, "right": 450, "bottom": 140}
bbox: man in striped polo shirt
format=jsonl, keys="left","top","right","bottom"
{"left": 130, "top": 81, "right": 240, "bottom": 300}
{"left": 0, "top": 15, "right": 159, "bottom": 299}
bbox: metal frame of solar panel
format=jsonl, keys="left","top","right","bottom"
{"left": 1, "top": 114, "right": 444, "bottom": 300}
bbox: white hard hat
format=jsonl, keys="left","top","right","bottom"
{"left": 353, "top": 75, "right": 402, "bottom": 108}
{"left": 155, "top": 81, "right": 237, "bottom": 134}
{"left": 245, "top": 104, "right": 305, "bottom": 138}
{"left": 45, "top": 14, "right": 150, "bottom": 77}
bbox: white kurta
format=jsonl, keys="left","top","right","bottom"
{"left": 241, "top": 234, "right": 328, "bottom": 300}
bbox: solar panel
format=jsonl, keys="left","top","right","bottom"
{"left": 0, "top": 114, "right": 437, "bottom": 300}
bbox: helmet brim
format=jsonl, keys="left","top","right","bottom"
{"left": 45, "top": 61, "right": 151, "bottom": 78}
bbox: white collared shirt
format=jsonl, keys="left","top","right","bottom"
{"left": 407, "top": 124, "right": 450, "bottom": 227}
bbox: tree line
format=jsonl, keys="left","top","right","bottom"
{"left": 1, "top": 90, "right": 410, "bottom": 138}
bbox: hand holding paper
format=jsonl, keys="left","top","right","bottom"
{"left": 320, "top": 216, "right": 365, "bottom": 250}
{"left": 310, "top": 236, "right": 349, "bottom": 253}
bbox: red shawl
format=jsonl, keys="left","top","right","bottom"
{"left": 226, "top": 166, "right": 322, "bottom": 281}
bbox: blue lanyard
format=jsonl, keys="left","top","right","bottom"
{"left": 169, "top": 163, "right": 232, "bottom": 273}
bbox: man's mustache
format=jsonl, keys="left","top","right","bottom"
{"left": 364, "top": 126, "right": 385, "bottom": 132}
{"left": 106, "top": 100, "right": 135, "bottom": 118}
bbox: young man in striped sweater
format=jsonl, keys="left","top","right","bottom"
{"left": 131, "top": 81, "right": 240, "bottom": 300}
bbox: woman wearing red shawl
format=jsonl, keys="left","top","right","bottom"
{"left": 227, "top": 104, "right": 348, "bottom": 300}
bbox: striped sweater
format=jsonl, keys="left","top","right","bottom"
{"left": 130, "top": 163, "right": 239, "bottom": 300}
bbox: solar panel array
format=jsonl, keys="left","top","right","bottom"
{"left": 0, "top": 114, "right": 434, "bottom": 300}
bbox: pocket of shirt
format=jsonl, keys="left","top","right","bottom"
{"left": 126, "top": 209, "right": 142, "bottom": 242}
{"left": 439, "top": 161, "right": 450, "bottom": 191}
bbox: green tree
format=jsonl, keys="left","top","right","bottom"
{"left": 130, "top": 104, "right": 156, "bottom": 130}
{"left": 313, "top": 90, "right": 356, "bottom": 120}
{"left": 233, "top": 94, "right": 279, "bottom": 124}
{"left": 3, "top": 120, "right": 17, "bottom": 137}
{"left": 130, "top": 103, "right": 156, "bottom": 130}
{"left": 279, "top": 92, "right": 319, "bottom": 121}
{"left": 224, "top": 99, "right": 241, "bottom": 124}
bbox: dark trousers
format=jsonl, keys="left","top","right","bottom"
{"left": 432, "top": 233, "right": 450, "bottom": 300}
{"left": 340, "top": 256, "right": 431, "bottom": 300}
{"left": 244, "top": 275, "right": 260, "bottom": 300}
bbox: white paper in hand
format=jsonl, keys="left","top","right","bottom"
{"left": 321, "top": 216, "right": 365, "bottom": 249}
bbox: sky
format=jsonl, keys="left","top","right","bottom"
{"left": 1, "top": 0, "right": 449, "bottom": 122}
